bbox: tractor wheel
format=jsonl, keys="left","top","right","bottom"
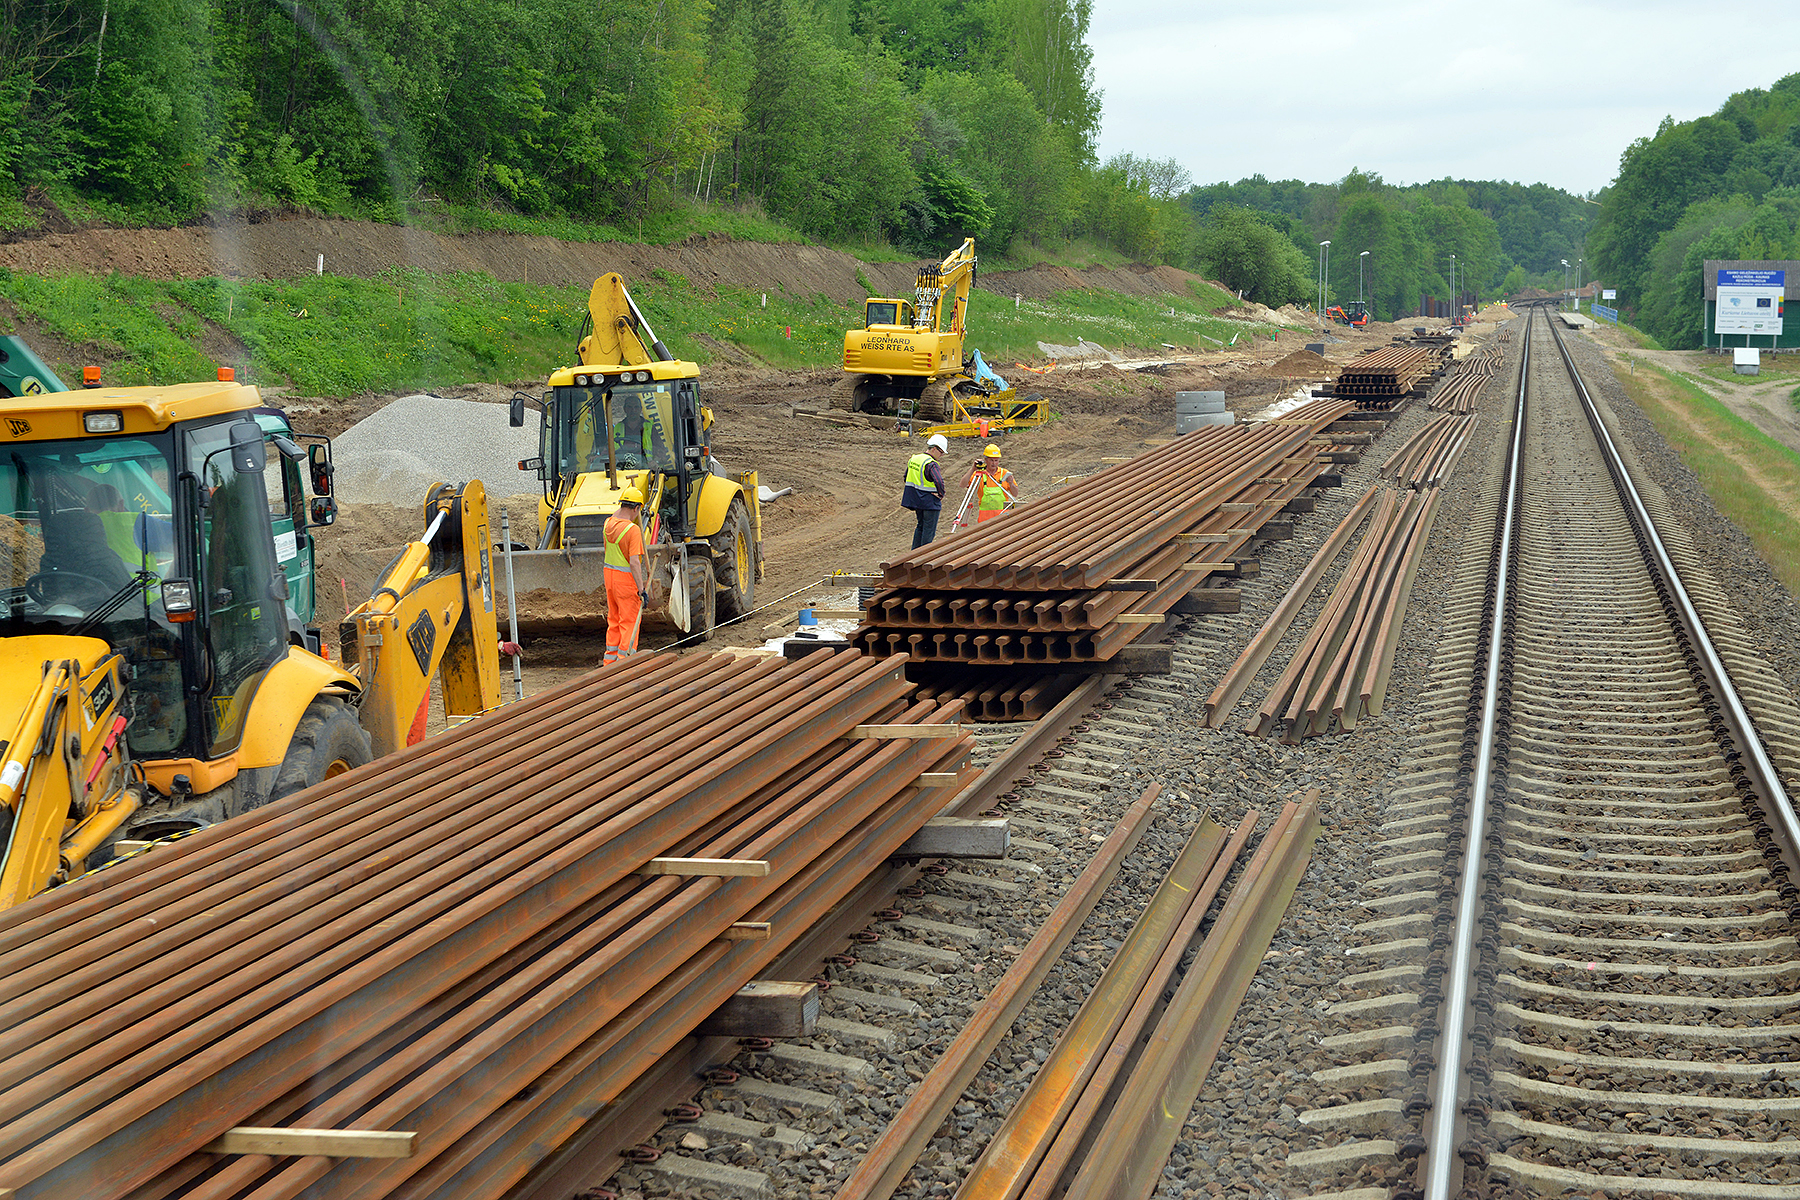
{"left": 268, "top": 696, "right": 372, "bottom": 806}
{"left": 710, "top": 497, "right": 757, "bottom": 620}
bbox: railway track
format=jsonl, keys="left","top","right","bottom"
{"left": 1291, "top": 308, "right": 1800, "bottom": 1198}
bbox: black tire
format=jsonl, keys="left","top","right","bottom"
{"left": 269, "top": 696, "right": 372, "bottom": 804}
{"left": 711, "top": 498, "right": 756, "bottom": 620}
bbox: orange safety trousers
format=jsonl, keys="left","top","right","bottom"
{"left": 603, "top": 568, "right": 642, "bottom": 665}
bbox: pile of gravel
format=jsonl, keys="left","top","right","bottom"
{"left": 332, "top": 394, "right": 540, "bottom": 506}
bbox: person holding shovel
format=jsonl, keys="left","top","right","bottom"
{"left": 603, "top": 487, "right": 649, "bottom": 666}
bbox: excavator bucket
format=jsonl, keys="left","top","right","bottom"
{"left": 497, "top": 545, "right": 711, "bottom": 639}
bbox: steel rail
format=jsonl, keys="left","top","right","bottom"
{"left": 830, "top": 782, "right": 1165, "bottom": 1200}
{"left": 1420, "top": 307, "right": 1531, "bottom": 1200}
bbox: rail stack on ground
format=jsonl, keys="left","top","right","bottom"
{"left": 0, "top": 650, "right": 974, "bottom": 1200}
{"left": 1429, "top": 340, "right": 1503, "bottom": 413}
{"left": 857, "top": 398, "right": 1358, "bottom": 715}
{"left": 1325, "top": 344, "right": 1438, "bottom": 410}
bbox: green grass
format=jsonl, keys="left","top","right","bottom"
{"left": 1622, "top": 361, "right": 1800, "bottom": 592}
{"left": 0, "top": 263, "right": 1292, "bottom": 396}
{"left": 1790, "top": 382, "right": 1800, "bottom": 411}
{"left": 1609, "top": 320, "right": 1665, "bottom": 351}
{"left": 1692, "top": 353, "right": 1800, "bottom": 387}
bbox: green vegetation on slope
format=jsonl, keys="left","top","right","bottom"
{"left": 1620, "top": 361, "right": 1800, "bottom": 591}
{"left": 0, "top": 268, "right": 1271, "bottom": 396}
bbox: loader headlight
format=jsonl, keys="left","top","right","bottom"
{"left": 83, "top": 411, "right": 124, "bottom": 434}
{"left": 575, "top": 374, "right": 590, "bottom": 386}
{"left": 162, "top": 578, "right": 197, "bottom": 622}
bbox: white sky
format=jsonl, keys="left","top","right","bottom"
{"left": 1091, "top": 0, "right": 1800, "bottom": 196}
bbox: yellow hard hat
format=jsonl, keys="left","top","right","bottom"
{"left": 620, "top": 486, "right": 645, "bottom": 506}
{"left": 984, "top": 443, "right": 1001, "bottom": 458}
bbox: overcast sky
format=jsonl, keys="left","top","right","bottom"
{"left": 1091, "top": 0, "right": 1800, "bottom": 197}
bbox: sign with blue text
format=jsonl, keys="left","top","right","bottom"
{"left": 1716, "top": 269, "right": 1784, "bottom": 335}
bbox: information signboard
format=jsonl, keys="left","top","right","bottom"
{"left": 1716, "top": 269, "right": 1785, "bottom": 335}
{"left": 1602, "top": 289, "right": 1616, "bottom": 300}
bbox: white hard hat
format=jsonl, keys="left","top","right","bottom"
{"left": 927, "top": 434, "right": 949, "bottom": 453}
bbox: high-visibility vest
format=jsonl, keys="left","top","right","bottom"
{"left": 902, "top": 453, "right": 940, "bottom": 509}
{"left": 905, "top": 453, "right": 931, "bottom": 487}
{"left": 604, "top": 515, "right": 638, "bottom": 572}
{"left": 977, "top": 467, "right": 1013, "bottom": 512}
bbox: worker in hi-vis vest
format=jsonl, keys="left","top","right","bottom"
{"left": 973, "top": 443, "right": 1019, "bottom": 522}
{"left": 900, "top": 433, "right": 949, "bottom": 548}
{"left": 603, "top": 487, "right": 649, "bottom": 665}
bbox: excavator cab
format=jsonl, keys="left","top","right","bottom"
{"left": 862, "top": 299, "right": 914, "bottom": 329}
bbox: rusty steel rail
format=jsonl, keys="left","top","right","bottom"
{"left": 1203, "top": 486, "right": 1381, "bottom": 726}
{"left": 0, "top": 650, "right": 974, "bottom": 1200}
{"left": 913, "top": 665, "right": 1082, "bottom": 720}
{"left": 831, "top": 781, "right": 1166, "bottom": 1200}
{"left": 952, "top": 809, "right": 1258, "bottom": 1200}
{"left": 1248, "top": 486, "right": 1445, "bottom": 739}
{"left": 1059, "top": 792, "right": 1321, "bottom": 1200}
{"left": 1379, "top": 414, "right": 1479, "bottom": 488}
{"left": 880, "top": 399, "right": 1353, "bottom": 591}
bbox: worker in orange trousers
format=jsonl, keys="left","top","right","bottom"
{"left": 603, "top": 487, "right": 649, "bottom": 665}
{"left": 973, "top": 443, "right": 1020, "bottom": 522}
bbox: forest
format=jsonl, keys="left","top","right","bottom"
{"left": 4, "top": 0, "right": 1599, "bottom": 322}
{"left": 1587, "top": 72, "right": 1800, "bottom": 348}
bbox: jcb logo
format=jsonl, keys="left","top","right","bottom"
{"left": 5, "top": 418, "right": 30, "bottom": 437}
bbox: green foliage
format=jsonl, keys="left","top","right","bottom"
{"left": 1591, "top": 73, "right": 1800, "bottom": 342}
{"left": 1191, "top": 205, "right": 1312, "bottom": 307}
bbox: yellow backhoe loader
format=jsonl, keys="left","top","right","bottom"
{"left": 836, "top": 237, "right": 1046, "bottom": 434}
{"left": 505, "top": 274, "right": 763, "bottom": 638}
{"left": 0, "top": 373, "right": 501, "bottom": 911}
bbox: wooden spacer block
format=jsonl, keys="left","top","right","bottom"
{"left": 1176, "top": 532, "right": 1231, "bottom": 543}
{"left": 848, "top": 724, "right": 963, "bottom": 739}
{"left": 809, "top": 609, "right": 867, "bottom": 618}
{"left": 1176, "top": 561, "right": 1232, "bottom": 572}
{"left": 1099, "top": 578, "right": 1157, "bottom": 591}
{"left": 1320, "top": 451, "right": 1361, "bottom": 464}
{"left": 1099, "top": 455, "right": 1132, "bottom": 463}
{"left": 721, "top": 922, "right": 772, "bottom": 940}
{"left": 205, "top": 1129, "right": 416, "bottom": 1159}
{"left": 1173, "top": 587, "right": 1241, "bottom": 615}
{"left": 1280, "top": 496, "right": 1316, "bottom": 514}
{"left": 112, "top": 840, "right": 154, "bottom": 855}
{"left": 896, "top": 817, "right": 1010, "bottom": 859}
{"left": 639, "top": 858, "right": 771, "bottom": 877}
{"left": 1218, "top": 502, "right": 1260, "bottom": 512}
{"left": 696, "top": 981, "right": 819, "bottom": 1038}
{"left": 1257, "top": 519, "right": 1295, "bottom": 541}
{"left": 916, "top": 772, "right": 964, "bottom": 787}
{"left": 1114, "top": 613, "right": 1166, "bottom": 624}
{"left": 1315, "top": 473, "right": 1344, "bottom": 488}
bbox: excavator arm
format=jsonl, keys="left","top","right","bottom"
{"left": 0, "top": 640, "right": 142, "bottom": 910}
{"left": 915, "top": 238, "right": 977, "bottom": 336}
{"left": 343, "top": 481, "right": 501, "bottom": 759}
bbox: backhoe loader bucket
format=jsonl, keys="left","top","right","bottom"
{"left": 498, "top": 545, "right": 711, "bottom": 640}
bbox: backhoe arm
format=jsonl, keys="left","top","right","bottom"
{"left": 344, "top": 481, "right": 501, "bottom": 758}
{"left": 580, "top": 273, "right": 675, "bottom": 368}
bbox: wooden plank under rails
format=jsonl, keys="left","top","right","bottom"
{"left": 848, "top": 724, "right": 964, "bottom": 739}
{"left": 915, "top": 773, "right": 964, "bottom": 787}
{"left": 204, "top": 1129, "right": 417, "bottom": 1159}
{"left": 1218, "top": 502, "right": 1261, "bottom": 513}
{"left": 1114, "top": 614, "right": 1166, "bottom": 624}
{"left": 1176, "top": 561, "right": 1233, "bottom": 572}
{"left": 1176, "top": 533, "right": 1231, "bottom": 543}
{"left": 897, "top": 817, "right": 1010, "bottom": 859}
{"left": 638, "top": 858, "right": 771, "bottom": 877}
{"left": 697, "top": 981, "right": 819, "bottom": 1038}
{"left": 719, "top": 922, "right": 772, "bottom": 940}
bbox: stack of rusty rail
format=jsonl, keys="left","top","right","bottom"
{"left": 1204, "top": 484, "right": 1443, "bottom": 740}
{"left": 852, "top": 398, "right": 1356, "bottom": 709}
{"left": 0, "top": 651, "right": 972, "bottom": 1200}
{"left": 1378, "top": 413, "right": 1479, "bottom": 487}
{"left": 1327, "top": 344, "right": 1435, "bottom": 410}
{"left": 1429, "top": 342, "right": 1502, "bottom": 412}
{"left": 910, "top": 665, "right": 1079, "bottom": 721}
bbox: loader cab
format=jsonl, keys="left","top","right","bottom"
{"left": 532, "top": 362, "right": 710, "bottom": 540}
{"left": 1, "top": 394, "right": 315, "bottom": 764}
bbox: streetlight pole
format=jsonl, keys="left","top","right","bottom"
{"left": 1561, "top": 259, "right": 1570, "bottom": 310}
{"left": 1449, "top": 254, "right": 1456, "bottom": 326}
{"left": 1576, "top": 258, "right": 1583, "bottom": 312}
{"left": 1318, "top": 240, "right": 1330, "bottom": 335}
{"left": 1360, "top": 250, "right": 1369, "bottom": 311}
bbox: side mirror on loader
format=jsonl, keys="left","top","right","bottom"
{"left": 509, "top": 394, "right": 528, "bottom": 428}
{"left": 307, "top": 442, "right": 337, "bottom": 525}
{"left": 229, "top": 421, "right": 267, "bottom": 474}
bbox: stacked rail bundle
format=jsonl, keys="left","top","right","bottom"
{"left": 911, "top": 666, "right": 1080, "bottom": 721}
{"left": 854, "top": 398, "right": 1354, "bottom": 678}
{"left": 0, "top": 651, "right": 973, "bottom": 1200}
{"left": 1428, "top": 342, "right": 1502, "bottom": 413}
{"left": 1204, "top": 487, "right": 1443, "bottom": 740}
{"left": 1330, "top": 345, "right": 1433, "bottom": 410}
{"left": 1377, "top": 414, "right": 1479, "bottom": 488}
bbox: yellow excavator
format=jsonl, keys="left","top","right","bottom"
{"left": 836, "top": 237, "right": 1046, "bottom": 433}
{"left": 505, "top": 274, "right": 763, "bottom": 637}
{"left": 0, "top": 370, "right": 501, "bottom": 910}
